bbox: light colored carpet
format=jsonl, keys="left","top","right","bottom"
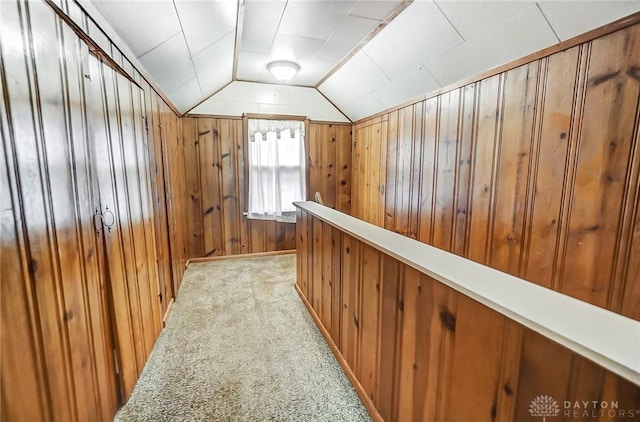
{"left": 114, "top": 253, "right": 370, "bottom": 422}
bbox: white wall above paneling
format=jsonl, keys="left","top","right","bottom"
{"left": 88, "top": 0, "right": 640, "bottom": 121}
{"left": 189, "top": 81, "right": 350, "bottom": 122}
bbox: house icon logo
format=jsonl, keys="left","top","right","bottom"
{"left": 529, "top": 395, "right": 560, "bottom": 421}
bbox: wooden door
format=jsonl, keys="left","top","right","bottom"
{"left": 86, "top": 54, "right": 163, "bottom": 399}
{"left": 0, "top": 1, "right": 119, "bottom": 419}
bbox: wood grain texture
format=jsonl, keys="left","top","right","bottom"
{"left": 159, "top": 100, "right": 188, "bottom": 294}
{"left": 296, "top": 209, "right": 640, "bottom": 422}
{"left": 182, "top": 118, "right": 351, "bottom": 258}
{"left": 1, "top": 1, "right": 187, "bottom": 419}
{"left": 351, "top": 22, "right": 640, "bottom": 321}
{"left": 346, "top": 20, "right": 640, "bottom": 422}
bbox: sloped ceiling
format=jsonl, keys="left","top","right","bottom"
{"left": 88, "top": 0, "right": 640, "bottom": 122}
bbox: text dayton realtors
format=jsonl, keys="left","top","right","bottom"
{"left": 563, "top": 401, "right": 637, "bottom": 418}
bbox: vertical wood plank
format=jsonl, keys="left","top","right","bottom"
{"left": 433, "top": 90, "right": 460, "bottom": 251}
{"left": 377, "top": 121, "right": 389, "bottom": 228}
{"left": 453, "top": 84, "right": 476, "bottom": 256}
{"left": 0, "top": 6, "right": 52, "bottom": 416}
{"left": 385, "top": 111, "right": 399, "bottom": 230}
{"left": 621, "top": 182, "right": 640, "bottom": 320}
{"left": 513, "top": 330, "right": 574, "bottom": 421}
{"left": 234, "top": 120, "right": 250, "bottom": 254}
{"left": 199, "top": 118, "right": 220, "bottom": 256}
{"left": 182, "top": 117, "right": 203, "bottom": 257}
{"left": 321, "top": 124, "right": 337, "bottom": 208}
{"left": 114, "top": 70, "right": 155, "bottom": 370}
{"left": 309, "top": 124, "right": 322, "bottom": 201}
{"left": 446, "top": 297, "right": 505, "bottom": 420}
{"left": 375, "top": 256, "right": 402, "bottom": 420}
{"left": 12, "top": 3, "right": 77, "bottom": 416}
{"left": 490, "top": 63, "right": 538, "bottom": 276}
{"left": 331, "top": 228, "right": 342, "bottom": 346}
{"left": 352, "top": 126, "right": 363, "bottom": 220}
{"left": 408, "top": 102, "right": 424, "bottom": 240}
{"left": 417, "top": 98, "right": 438, "bottom": 245}
{"left": 523, "top": 48, "right": 580, "bottom": 288}
{"left": 559, "top": 27, "right": 640, "bottom": 307}
{"left": 145, "top": 82, "right": 173, "bottom": 314}
{"left": 358, "top": 245, "right": 381, "bottom": 402}
{"left": 335, "top": 125, "right": 352, "bottom": 214}
{"left": 397, "top": 105, "right": 416, "bottom": 237}
{"left": 467, "top": 75, "right": 502, "bottom": 264}
{"left": 340, "top": 234, "right": 362, "bottom": 372}
{"left": 312, "top": 217, "right": 323, "bottom": 315}
{"left": 296, "top": 210, "right": 308, "bottom": 295}
{"left": 265, "top": 220, "right": 278, "bottom": 252}
{"left": 321, "top": 221, "right": 333, "bottom": 331}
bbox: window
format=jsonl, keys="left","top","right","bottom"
{"left": 247, "top": 118, "right": 306, "bottom": 223}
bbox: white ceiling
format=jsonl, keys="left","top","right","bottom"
{"left": 89, "top": 0, "right": 640, "bottom": 121}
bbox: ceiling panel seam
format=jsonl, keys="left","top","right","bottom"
{"left": 74, "top": 0, "right": 181, "bottom": 115}
{"left": 535, "top": 3, "right": 562, "bottom": 43}
{"left": 232, "top": 0, "right": 244, "bottom": 80}
{"left": 259, "top": 0, "right": 291, "bottom": 81}
{"left": 433, "top": 1, "right": 465, "bottom": 41}
{"left": 185, "top": 80, "right": 235, "bottom": 116}
{"left": 171, "top": 0, "right": 203, "bottom": 98}
{"left": 304, "top": 0, "right": 360, "bottom": 66}
{"left": 313, "top": 87, "right": 351, "bottom": 123}
{"left": 314, "top": 0, "right": 413, "bottom": 88}
{"left": 418, "top": 5, "right": 545, "bottom": 76}
{"left": 138, "top": 30, "right": 182, "bottom": 59}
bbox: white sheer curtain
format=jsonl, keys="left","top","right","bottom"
{"left": 247, "top": 119, "right": 306, "bottom": 223}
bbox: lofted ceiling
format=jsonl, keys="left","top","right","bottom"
{"left": 88, "top": 0, "right": 640, "bottom": 122}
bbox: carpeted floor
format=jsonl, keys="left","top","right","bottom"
{"left": 114, "top": 253, "right": 370, "bottom": 422}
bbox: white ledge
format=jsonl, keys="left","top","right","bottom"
{"left": 294, "top": 201, "right": 640, "bottom": 386}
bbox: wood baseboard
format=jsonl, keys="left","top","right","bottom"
{"left": 162, "top": 298, "right": 174, "bottom": 327}
{"left": 186, "top": 249, "right": 296, "bottom": 265}
{"left": 294, "top": 284, "right": 383, "bottom": 422}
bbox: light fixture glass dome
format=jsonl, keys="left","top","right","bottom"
{"left": 267, "top": 60, "right": 300, "bottom": 82}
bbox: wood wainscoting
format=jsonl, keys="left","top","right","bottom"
{"left": 182, "top": 117, "right": 351, "bottom": 258}
{"left": 296, "top": 207, "right": 640, "bottom": 422}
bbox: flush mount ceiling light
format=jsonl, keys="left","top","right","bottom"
{"left": 267, "top": 60, "right": 300, "bottom": 82}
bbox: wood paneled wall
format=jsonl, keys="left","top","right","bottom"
{"left": 148, "top": 93, "right": 187, "bottom": 296}
{"left": 182, "top": 117, "right": 351, "bottom": 258}
{"left": 352, "top": 22, "right": 640, "bottom": 323}
{"left": 1, "top": 0, "right": 188, "bottom": 420}
{"left": 308, "top": 122, "right": 352, "bottom": 214}
{"left": 296, "top": 209, "right": 640, "bottom": 422}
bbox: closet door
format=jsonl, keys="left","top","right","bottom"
{"left": 1, "top": 1, "right": 118, "bottom": 419}
{"left": 86, "top": 54, "right": 162, "bottom": 399}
